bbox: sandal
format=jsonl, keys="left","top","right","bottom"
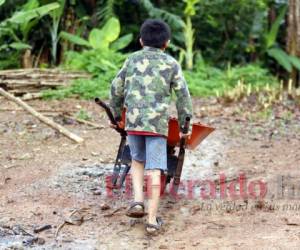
{"left": 145, "top": 217, "right": 163, "bottom": 236}
{"left": 126, "top": 202, "right": 145, "bottom": 218}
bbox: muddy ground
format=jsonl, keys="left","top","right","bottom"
{"left": 0, "top": 97, "right": 300, "bottom": 250}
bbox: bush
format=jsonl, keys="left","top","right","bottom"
{"left": 43, "top": 49, "right": 126, "bottom": 99}
{"left": 184, "top": 63, "right": 278, "bottom": 97}
{"left": 44, "top": 50, "right": 278, "bottom": 100}
{"left": 64, "top": 49, "right": 126, "bottom": 76}
{"left": 43, "top": 74, "right": 115, "bottom": 100}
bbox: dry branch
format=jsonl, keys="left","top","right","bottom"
{"left": 64, "top": 115, "right": 104, "bottom": 129}
{"left": 55, "top": 208, "right": 91, "bottom": 239}
{"left": 0, "top": 87, "right": 84, "bottom": 143}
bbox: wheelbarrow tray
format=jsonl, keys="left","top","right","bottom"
{"left": 167, "top": 118, "right": 215, "bottom": 150}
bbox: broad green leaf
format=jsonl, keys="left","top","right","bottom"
{"left": 110, "top": 34, "right": 133, "bottom": 51}
{"left": 19, "top": 0, "right": 39, "bottom": 38}
{"left": 9, "top": 42, "right": 32, "bottom": 50}
{"left": 289, "top": 56, "right": 300, "bottom": 71}
{"left": 60, "top": 31, "right": 91, "bottom": 47}
{"left": 8, "top": 3, "right": 60, "bottom": 24}
{"left": 21, "top": 19, "right": 39, "bottom": 40}
{"left": 88, "top": 29, "right": 109, "bottom": 49}
{"left": 0, "top": 27, "right": 21, "bottom": 42}
{"left": 101, "top": 17, "right": 120, "bottom": 43}
{"left": 266, "top": 6, "right": 287, "bottom": 49}
{"left": 0, "top": 44, "right": 9, "bottom": 51}
{"left": 139, "top": 0, "right": 184, "bottom": 29}
{"left": 22, "top": 0, "right": 39, "bottom": 11}
{"left": 267, "top": 48, "right": 292, "bottom": 72}
{"left": 50, "top": 0, "right": 66, "bottom": 20}
{"left": 0, "top": 0, "right": 5, "bottom": 6}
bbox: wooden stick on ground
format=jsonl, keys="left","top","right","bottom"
{"left": 0, "top": 87, "right": 84, "bottom": 143}
{"left": 64, "top": 115, "right": 104, "bottom": 129}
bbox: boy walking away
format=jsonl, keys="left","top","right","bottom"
{"left": 110, "top": 19, "right": 193, "bottom": 235}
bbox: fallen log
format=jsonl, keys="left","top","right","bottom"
{"left": 0, "top": 68, "right": 90, "bottom": 77}
{"left": 9, "top": 88, "right": 49, "bottom": 95}
{"left": 0, "top": 87, "right": 84, "bottom": 143}
{"left": 1, "top": 79, "right": 69, "bottom": 87}
{"left": 0, "top": 68, "right": 90, "bottom": 97}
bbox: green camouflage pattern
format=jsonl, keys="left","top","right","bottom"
{"left": 110, "top": 46, "right": 193, "bottom": 136}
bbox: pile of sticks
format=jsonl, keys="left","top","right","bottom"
{"left": 0, "top": 69, "right": 95, "bottom": 143}
{"left": 0, "top": 87, "right": 84, "bottom": 143}
{"left": 0, "top": 68, "right": 90, "bottom": 98}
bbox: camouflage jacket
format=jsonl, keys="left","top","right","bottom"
{"left": 110, "top": 46, "right": 193, "bottom": 136}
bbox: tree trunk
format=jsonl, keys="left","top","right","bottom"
{"left": 60, "top": 6, "right": 76, "bottom": 63}
{"left": 21, "top": 49, "right": 33, "bottom": 68}
{"left": 287, "top": 0, "right": 300, "bottom": 86}
{"left": 184, "top": 16, "right": 194, "bottom": 70}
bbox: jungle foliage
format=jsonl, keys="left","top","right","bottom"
{"left": 0, "top": 0, "right": 299, "bottom": 99}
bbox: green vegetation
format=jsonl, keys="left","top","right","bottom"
{"left": 43, "top": 61, "right": 277, "bottom": 100}
{"left": 185, "top": 63, "right": 277, "bottom": 97}
{"left": 43, "top": 72, "right": 115, "bottom": 100}
{"left": 43, "top": 17, "right": 130, "bottom": 99}
{"left": 0, "top": 0, "right": 60, "bottom": 68}
{"left": 76, "top": 109, "right": 91, "bottom": 121}
{"left": 0, "top": 0, "right": 299, "bottom": 100}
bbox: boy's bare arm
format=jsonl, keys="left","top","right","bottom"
{"left": 171, "top": 62, "right": 193, "bottom": 134}
{"left": 110, "top": 59, "right": 129, "bottom": 120}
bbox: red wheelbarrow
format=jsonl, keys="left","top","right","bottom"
{"left": 95, "top": 98, "right": 215, "bottom": 192}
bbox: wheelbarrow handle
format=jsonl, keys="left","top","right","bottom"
{"left": 95, "top": 97, "right": 126, "bottom": 136}
{"left": 173, "top": 116, "right": 191, "bottom": 187}
{"left": 180, "top": 116, "right": 191, "bottom": 145}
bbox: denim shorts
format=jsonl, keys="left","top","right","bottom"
{"left": 127, "top": 135, "right": 167, "bottom": 171}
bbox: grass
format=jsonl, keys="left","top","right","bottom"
{"left": 76, "top": 109, "right": 91, "bottom": 121}
{"left": 185, "top": 63, "right": 278, "bottom": 97}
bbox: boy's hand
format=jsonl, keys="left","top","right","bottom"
{"left": 109, "top": 121, "right": 125, "bottom": 129}
{"left": 179, "top": 132, "right": 191, "bottom": 139}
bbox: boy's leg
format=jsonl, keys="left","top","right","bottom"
{"left": 127, "top": 135, "right": 146, "bottom": 210}
{"left": 146, "top": 169, "right": 162, "bottom": 225}
{"left": 145, "top": 136, "right": 167, "bottom": 225}
{"left": 131, "top": 159, "right": 145, "bottom": 204}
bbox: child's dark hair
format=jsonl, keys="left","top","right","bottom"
{"left": 140, "top": 19, "right": 171, "bottom": 49}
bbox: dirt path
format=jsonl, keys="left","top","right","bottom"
{"left": 0, "top": 98, "right": 300, "bottom": 249}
